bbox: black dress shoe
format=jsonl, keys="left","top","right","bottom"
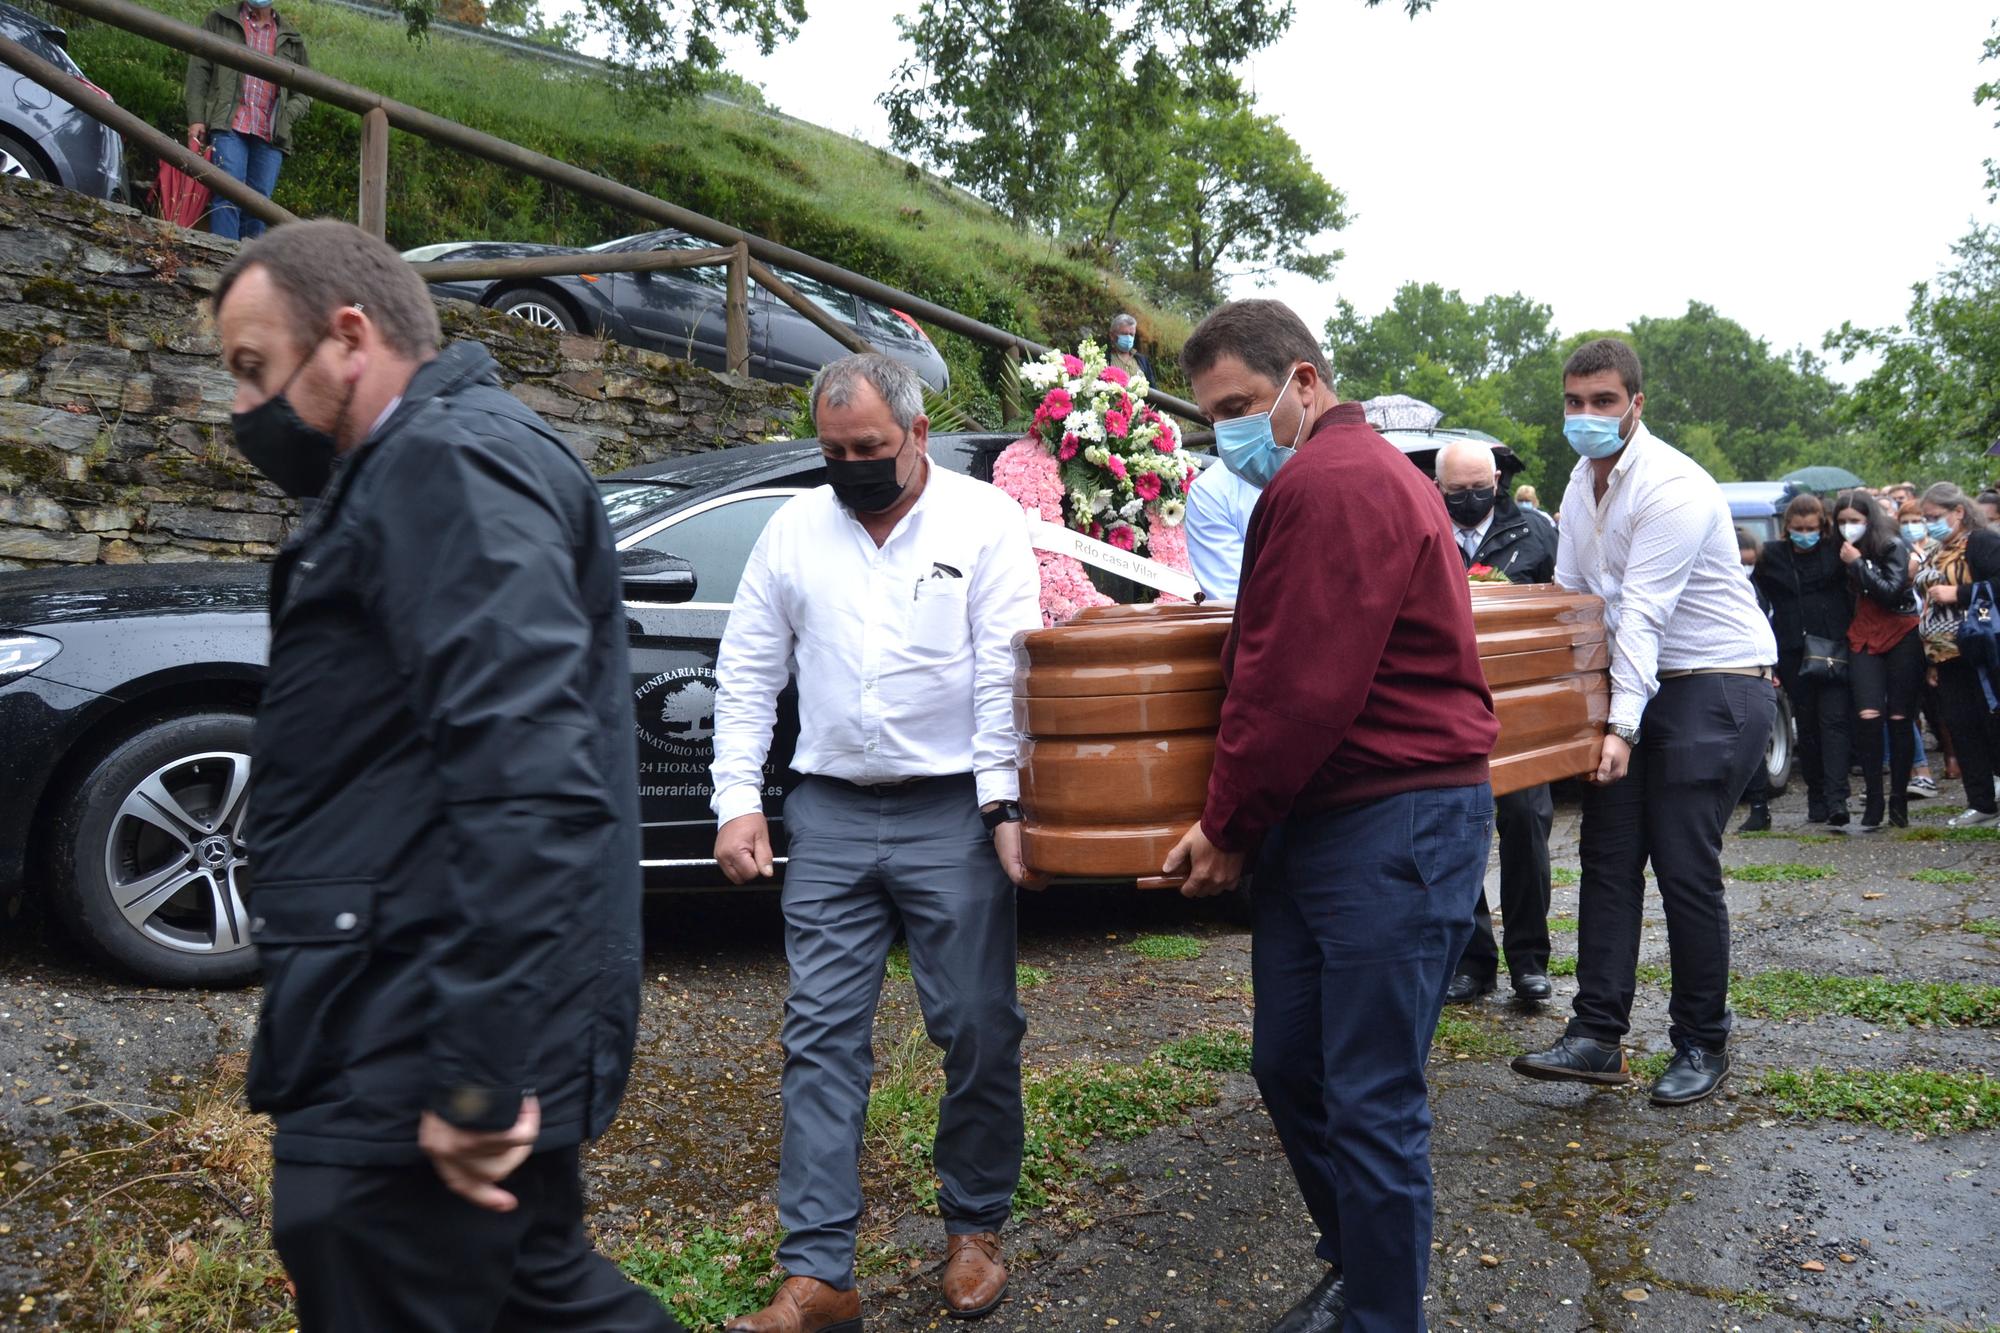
{"left": 1444, "top": 973, "right": 1494, "bottom": 1005}
{"left": 1807, "top": 798, "right": 1829, "bottom": 823}
{"left": 1734, "top": 803, "right": 1771, "bottom": 833}
{"left": 1267, "top": 1268, "right": 1346, "bottom": 1333}
{"left": 1510, "top": 1035, "right": 1630, "bottom": 1085}
{"left": 1825, "top": 805, "right": 1850, "bottom": 827}
{"left": 1888, "top": 796, "right": 1909, "bottom": 828}
{"left": 1512, "top": 973, "right": 1553, "bottom": 1002}
{"left": 1649, "top": 1045, "right": 1730, "bottom": 1105}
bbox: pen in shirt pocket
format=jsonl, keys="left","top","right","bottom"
{"left": 913, "top": 562, "right": 963, "bottom": 600}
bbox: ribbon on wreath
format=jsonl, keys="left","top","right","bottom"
{"left": 1023, "top": 511, "right": 1202, "bottom": 602}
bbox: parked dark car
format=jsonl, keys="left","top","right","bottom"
{"left": 0, "top": 433, "right": 1046, "bottom": 986}
{"left": 402, "top": 229, "right": 951, "bottom": 390}
{"left": 0, "top": 0, "right": 124, "bottom": 201}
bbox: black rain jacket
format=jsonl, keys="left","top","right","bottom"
{"left": 1755, "top": 536, "right": 1854, "bottom": 658}
{"left": 243, "top": 341, "right": 643, "bottom": 1166}
{"left": 1469, "top": 495, "right": 1558, "bottom": 585}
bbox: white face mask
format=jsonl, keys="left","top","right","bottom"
{"left": 1839, "top": 521, "right": 1866, "bottom": 543}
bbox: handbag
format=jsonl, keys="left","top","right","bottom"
{"left": 1799, "top": 632, "right": 1850, "bottom": 683}
{"left": 1958, "top": 580, "right": 1999, "bottom": 670}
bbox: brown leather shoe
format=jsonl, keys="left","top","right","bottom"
{"left": 723, "top": 1275, "right": 862, "bottom": 1333}
{"left": 941, "top": 1232, "right": 1007, "bottom": 1320}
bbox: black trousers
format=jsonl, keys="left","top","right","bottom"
{"left": 1936, "top": 657, "right": 2000, "bottom": 815}
{"left": 1458, "top": 783, "right": 1554, "bottom": 982}
{"left": 272, "top": 1147, "right": 685, "bottom": 1333}
{"left": 1570, "top": 674, "right": 1774, "bottom": 1053}
{"left": 1779, "top": 652, "right": 1851, "bottom": 810}
{"left": 1850, "top": 633, "right": 1924, "bottom": 809}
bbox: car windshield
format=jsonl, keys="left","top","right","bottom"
{"left": 587, "top": 234, "right": 648, "bottom": 252}
{"left": 598, "top": 480, "right": 681, "bottom": 529}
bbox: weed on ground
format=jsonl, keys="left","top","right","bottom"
{"left": 1126, "top": 934, "right": 1204, "bottom": 962}
{"left": 1725, "top": 863, "right": 1839, "bottom": 882}
{"left": 1756, "top": 1068, "right": 2000, "bottom": 1135}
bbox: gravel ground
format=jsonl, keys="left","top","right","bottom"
{"left": 2, "top": 777, "right": 1997, "bottom": 1331}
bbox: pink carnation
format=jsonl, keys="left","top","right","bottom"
{"left": 1133, "top": 472, "right": 1162, "bottom": 501}
{"left": 1105, "top": 409, "right": 1131, "bottom": 439}
{"left": 1099, "top": 365, "right": 1130, "bottom": 386}
{"left": 1041, "top": 387, "right": 1074, "bottom": 419}
{"left": 1107, "top": 454, "right": 1128, "bottom": 480}
{"left": 1107, "top": 525, "right": 1136, "bottom": 552}
{"left": 1062, "top": 355, "right": 1085, "bottom": 377}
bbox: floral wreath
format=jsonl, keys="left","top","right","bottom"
{"left": 990, "top": 340, "right": 1199, "bottom": 624}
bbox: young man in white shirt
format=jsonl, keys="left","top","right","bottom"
{"left": 1511, "top": 338, "right": 1776, "bottom": 1107}
{"left": 709, "top": 353, "right": 1042, "bottom": 1332}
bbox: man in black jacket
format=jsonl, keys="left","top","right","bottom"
{"left": 1434, "top": 437, "right": 1561, "bottom": 1005}
{"left": 214, "top": 220, "right": 681, "bottom": 1332}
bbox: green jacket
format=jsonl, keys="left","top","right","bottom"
{"left": 184, "top": 5, "right": 312, "bottom": 154}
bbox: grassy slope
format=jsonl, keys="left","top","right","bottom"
{"left": 63, "top": 0, "right": 1192, "bottom": 413}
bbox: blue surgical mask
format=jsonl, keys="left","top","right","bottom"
{"left": 1902, "top": 521, "right": 1926, "bottom": 544}
{"left": 1562, "top": 401, "right": 1636, "bottom": 459}
{"left": 1213, "top": 365, "right": 1305, "bottom": 490}
{"left": 1114, "top": 333, "right": 1135, "bottom": 351}
{"left": 1789, "top": 530, "right": 1820, "bottom": 550}
{"left": 1927, "top": 518, "right": 1952, "bottom": 542}
{"left": 1519, "top": 500, "right": 1536, "bottom": 512}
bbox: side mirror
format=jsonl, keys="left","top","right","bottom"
{"left": 621, "top": 549, "right": 697, "bottom": 604}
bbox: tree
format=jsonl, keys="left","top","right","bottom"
{"left": 1124, "top": 92, "right": 1347, "bottom": 314}
{"left": 1828, "top": 225, "right": 2000, "bottom": 487}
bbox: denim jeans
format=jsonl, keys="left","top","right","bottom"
{"left": 208, "top": 129, "right": 284, "bottom": 241}
{"left": 1250, "top": 782, "right": 1492, "bottom": 1333}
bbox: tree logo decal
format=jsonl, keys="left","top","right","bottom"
{"left": 634, "top": 667, "right": 719, "bottom": 755}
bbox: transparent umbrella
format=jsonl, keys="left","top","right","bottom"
{"left": 1780, "top": 465, "right": 1865, "bottom": 494}
{"left": 1362, "top": 394, "right": 1444, "bottom": 432}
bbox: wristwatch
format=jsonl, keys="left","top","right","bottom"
{"left": 981, "top": 801, "right": 1024, "bottom": 830}
{"left": 1608, "top": 723, "right": 1641, "bottom": 746}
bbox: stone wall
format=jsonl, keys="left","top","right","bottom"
{"left": 0, "top": 179, "right": 801, "bottom": 568}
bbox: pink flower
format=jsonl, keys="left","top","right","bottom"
{"left": 1155, "top": 427, "right": 1177, "bottom": 453}
{"left": 1107, "top": 525, "right": 1136, "bottom": 552}
{"left": 1133, "top": 472, "right": 1162, "bottom": 501}
{"left": 1105, "top": 409, "right": 1131, "bottom": 438}
{"left": 1088, "top": 522, "right": 1104, "bottom": 541}
{"left": 1042, "top": 387, "right": 1073, "bottom": 419}
{"left": 1099, "top": 365, "right": 1129, "bottom": 386}
{"left": 1107, "top": 454, "right": 1128, "bottom": 480}
{"left": 1058, "top": 434, "right": 1079, "bottom": 461}
{"left": 1062, "top": 355, "right": 1085, "bottom": 378}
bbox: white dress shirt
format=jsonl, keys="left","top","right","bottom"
{"left": 1555, "top": 423, "right": 1777, "bottom": 731}
{"left": 1185, "top": 463, "right": 1262, "bottom": 600}
{"left": 709, "top": 460, "right": 1043, "bottom": 825}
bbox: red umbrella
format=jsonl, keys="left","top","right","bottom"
{"left": 150, "top": 134, "right": 212, "bottom": 230}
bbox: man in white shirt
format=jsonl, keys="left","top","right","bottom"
{"left": 709, "top": 353, "right": 1041, "bottom": 1333}
{"left": 1510, "top": 338, "right": 1776, "bottom": 1108}
{"left": 1184, "top": 460, "right": 1262, "bottom": 600}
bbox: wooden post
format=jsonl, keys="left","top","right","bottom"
{"left": 358, "top": 107, "right": 389, "bottom": 239}
{"left": 1001, "top": 344, "right": 1022, "bottom": 425}
{"left": 724, "top": 241, "right": 749, "bottom": 376}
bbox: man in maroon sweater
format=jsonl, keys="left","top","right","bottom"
{"left": 1164, "top": 300, "right": 1498, "bottom": 1333}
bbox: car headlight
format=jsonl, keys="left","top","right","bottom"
{"left": 0, "top": 633, "right": 62, "bottom": 682}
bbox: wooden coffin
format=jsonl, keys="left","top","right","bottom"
{"left": 1012, "top": 584, "right": 1609, "bottom": 883}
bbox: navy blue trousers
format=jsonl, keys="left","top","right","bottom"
{"left": 1250, "top": 783, "right": 1492, "bottom": 1333}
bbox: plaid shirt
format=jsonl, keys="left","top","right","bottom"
{"left": 228, "top": 4, "right": 281, "bottom": 142}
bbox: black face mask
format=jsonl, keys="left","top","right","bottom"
{"left": 230, "top": 336, "right": 348, "bottom": 499}
{"left": 1443, "top": 486, "right": 1497, "bottom": 528}
{"left": 826, "top": 434, "right": 916, "bottom": 515}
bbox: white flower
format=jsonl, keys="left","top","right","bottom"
{"left": 1063, "top": 409, "right": 1092, "bottom": 436}
{"left": 1157, "top": 499, "right": 1186, "bottom": 526}
{"left": 1020, "top": 360, "right": 1060, "bottom": 389}
{"left": 1120, "top": 498, "right": 1143, "bottom": 521}
{"left": 1093, "top": 488, "right": 1115, "bottom": 514}
{"left": 1081, "top": 416, "right": 1107, "bottom": 442}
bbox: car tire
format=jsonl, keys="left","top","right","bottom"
{"left": 1764, "top": 688, "right": 1795, "bottom": 796}
{"left": 0, "top": 130, "right": 52, "bottom": 184}
{"left": 46, "top": 713, "right": 259, "bottom": 987}
{"left": 491, "top": 287, "right": 580, "bottom": 334}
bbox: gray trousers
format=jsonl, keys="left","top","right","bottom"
{"left": 776, "top": 773, "right": 1026, "bottom": 1288}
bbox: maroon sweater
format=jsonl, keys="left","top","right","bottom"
{"left": 1200, "top": 402, "right": 1499, "bottom": 853}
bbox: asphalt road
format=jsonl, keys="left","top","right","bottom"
{"left": 2, "top": 781, "right": 1997, "bottom": 1331}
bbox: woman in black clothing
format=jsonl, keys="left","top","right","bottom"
{"left": 1835, "top": 492, "right": 1921, "bottom": 828}
{"left": 1756, "top": 493, "right": 1855, "bottom": 824}
{"left": 1917, "top": 482, "right": 2000, "bottom": 826}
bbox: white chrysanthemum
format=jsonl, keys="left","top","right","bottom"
{"left": 1081, "top": 416, "right": 1107, "bottom": 442}
{"left": 1119, "top": 498, "right": 1143, "bottom": 521}
{"left": 1062, "top": 409, "right": 1092, "bottom": 436}
{"left": 1020, "top": 360, "right": 1060, "bottom": 389}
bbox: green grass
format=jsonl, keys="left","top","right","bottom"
{"left": 61, "top": 0, "right": 1191, "bottom": 419}
{"left": 1725, "top": 863, "right": 1839, "bottom": 883}
{"left": 887, "top": 945, "right": 1046, "bottom": 990}
{"left": 1737, "top": 830, "right": 1839, "bottom": 845}
{"left": 1900, "top": 825, "right": 2000, "bottom": 842}
{"left": 620, "top": 1224, "right": 782, "bottom": 1332}
{"left": 1433, "top": 1011, "right": 1525, "bottom": 1060}
{"left": 1159, "top": 1029, "right": 1253, "bottom": 1074}
{"left": 1965, "top": 918, "right": 2000, "bottom": 938}
{"left": 1756, "top": 1068, "right": 2000, "bottom": 1135}
{"left": 1631, "top": 1050, "right": 1673, "bottom": 1082}
{"left": 1550, "top": 955, "right": 1577, "bottom": 978}
{"left": 1912, "top": 869, "right": 1980, "bottom": 884}
{"left": 84, "top": 1221, "right": 292, "bottom": 1333}
{"left": 1728, "top": 970, "right": 2000, "bottom": 1027}
{"left": 1550, "top": 867, "right": 1580, "bottom": 887}
{"left": 1547, "top": 914, "right": 1578, "bottom": 934}
{"left": 1017, "top": 963, "right": 1050, "bottom": 989}
{"left": 1127, "top": 933, "right": 1204, "bottom": 962}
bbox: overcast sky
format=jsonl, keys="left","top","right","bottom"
{"left": 715, "top": 1, "right": 1997, "bottom": 382}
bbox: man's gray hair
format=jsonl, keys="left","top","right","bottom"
{"left": 811, "top": 352, "right": 924, "bottom": 432}
{"left": 1111, "top": 312, "right": 1138, "bottom": 330}
{"left": 1436, "top": 437, "right": 1498, "bottom": 477}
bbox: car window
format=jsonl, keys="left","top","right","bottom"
{"left": 861, "top": 300, "right": 925, "bottom": 345}
{"left": 631, "top": 493, "right": 796, "bottom": 603}
{"left": 648, "top": 233, "right": 727, "bottom": 291}
{"left": 598, "top": 481, "right": 680, "bottom": 530}
{"left": 765, "top": 266, "right": 858, "bottom": 324}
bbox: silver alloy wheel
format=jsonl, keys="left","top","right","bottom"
{"left": 504, "top": 299, "right": 568, "bottom": 330}
{"left": 103, "top": 751, "right": 253, "bottom": 956}
{"left": 0, "top": 147, "right": 31, "bottom": 180}
{"left": 1765, "top": 707, "right": 1791, "bottom": 786}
